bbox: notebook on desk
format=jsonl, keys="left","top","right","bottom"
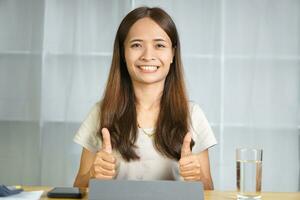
{"left": 89, "top": 179, "right": 204, "bottom": 200}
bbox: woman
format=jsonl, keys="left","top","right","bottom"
{"left": 73, "top": 6, "right": 217, "bottom": 190}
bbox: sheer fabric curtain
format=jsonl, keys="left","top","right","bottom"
{"left": 0, "top": 0, "right": 299, "bottom": 191}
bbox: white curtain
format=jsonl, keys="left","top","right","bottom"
{"left": 0, "top": 0, "right": 299, "bottom": 191}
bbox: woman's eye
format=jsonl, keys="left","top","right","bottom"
{"left": 131, "top": 43, "right": 141, "bottom": 48}
{"left": 156, "top": 44, "right": 166, "bottom": 48}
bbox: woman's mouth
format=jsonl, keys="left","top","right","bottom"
{"left": 138, "top": 65, "right": 159, "bottom": 73}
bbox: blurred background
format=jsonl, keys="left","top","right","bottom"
{"left": 0, "top": 0, "right": 299, "bottom": 192}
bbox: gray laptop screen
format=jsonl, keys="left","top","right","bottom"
{"left": 89, "top": 179, "right": 204, "bottom": 200}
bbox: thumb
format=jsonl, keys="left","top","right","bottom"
{"left": 101, "top": 128, "right": 112, "bottom": 153}
{"left": 181, "top": 132, "right": 192, "bottom": 157}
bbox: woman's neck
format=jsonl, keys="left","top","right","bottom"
{"left": 133, "top": 82, "right": 164, "bottom": 111}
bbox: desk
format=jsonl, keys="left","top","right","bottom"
{"left": 24, "top": 186, "right": 300, "bottom": 200}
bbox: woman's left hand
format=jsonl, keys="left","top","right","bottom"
{"left": 179, "top": 132, "right": 202, "bottom": 181}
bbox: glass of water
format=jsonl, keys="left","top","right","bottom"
{"left": 236, "top": 148, "right": 263, "bottom": 199}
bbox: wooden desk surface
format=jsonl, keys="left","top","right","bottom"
{"left": 24, "top": 186, "right": 300, "bottom": 200}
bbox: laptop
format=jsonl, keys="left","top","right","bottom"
{"left": 89, "top": 179, "right": 204, "bottom": 200}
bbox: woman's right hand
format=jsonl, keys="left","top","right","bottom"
{"left": 89, "top": 128, "right": 118, "bottom": 179}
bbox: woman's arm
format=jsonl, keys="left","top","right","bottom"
{"left": 196, "top": 149, "right": 214, "bottom": 190}
{"left": 74, "top": 129, "right": 117, "bottom": 188}
{"left": 179, "top": 149, "right": 214, "bottom": 190}
{"left": 179, "top": 133, "right": 214, "bottom": 190}
{"left": 73, "top": 148, "right": 96, "bottom": 188}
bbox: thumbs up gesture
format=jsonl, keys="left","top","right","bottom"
{"left": 179, "top": 132, "right": 202, "bottom": 181}
{"left": 90, "top": 128, "right": 118, "bottom": 179}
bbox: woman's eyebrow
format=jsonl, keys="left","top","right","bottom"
{"left": 153, "top": 38, "right": 167, "bottom": 42}
{"left": 129, "top": 38, "right": 168, "bottom": 43}
{"left": 129, "top": 39, "right": 143, "bottom": 43}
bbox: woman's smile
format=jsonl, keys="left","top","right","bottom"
{"left": 137, "top": 65, "right": 160, "bottom": 73}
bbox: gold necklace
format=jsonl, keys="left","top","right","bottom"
{"left": 137, "top": 124, "right": 155, "bottom": 138}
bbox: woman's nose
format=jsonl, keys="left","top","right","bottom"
{"left": 140, "top": 46, "right": 155, "bottom": 61}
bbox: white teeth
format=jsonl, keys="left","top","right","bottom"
{"left": 139, "top": 65, "right": 158, "bottom": 71}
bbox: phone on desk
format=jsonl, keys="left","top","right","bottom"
{"left": 47, "top": 187, "right": 83, "bottom": 198}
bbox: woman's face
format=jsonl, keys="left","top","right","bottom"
{"left": 124, "top": 17, "right": 174, "bottom": 86}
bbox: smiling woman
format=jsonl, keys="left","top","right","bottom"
{"left": 73, "top": 7, "right": 217, "bottom": 190}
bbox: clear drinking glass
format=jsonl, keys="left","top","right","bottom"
{"left": 236, "top": 148, "right": 263, "bottom": 199}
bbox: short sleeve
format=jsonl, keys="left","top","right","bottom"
{"left": 189, "top": 102, "right": 217, "bottom": 153}
{"left": 73, "top": 102, "right": 102, "bottom": 153}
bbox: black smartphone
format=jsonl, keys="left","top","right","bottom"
{"left": 47, "top": 187, "right": 83, "bottom": 198}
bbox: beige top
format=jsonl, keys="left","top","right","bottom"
{"left": 73, "top": 102, "right": 217, "bottom": 180}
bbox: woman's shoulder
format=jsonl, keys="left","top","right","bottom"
{"left": 73, "top": 101, "right": 102, "bottom": 153}
{"left": 188, "top": 101, "right": 210, "bottom": 128}
{"left": 88, "top": 101, "right": 101, "bottom": 115}
{"left": 188, "top": 101, "right": 205, "bottom": 117}
{"left": 93, "top": 101, "right": 101, "bottom": 110}
{"left": 187, "top": 101, "right": 217, "bottom": 152}
{"left": 79, "top": 101, "right": 102, "bottom": 129}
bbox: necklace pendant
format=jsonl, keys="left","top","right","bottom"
{"left": 138, "top": 124, "right": 155, "bottom": 138}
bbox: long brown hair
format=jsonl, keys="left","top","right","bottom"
{"left": 98, "top": 6, "right": 193, "bottom": 161}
